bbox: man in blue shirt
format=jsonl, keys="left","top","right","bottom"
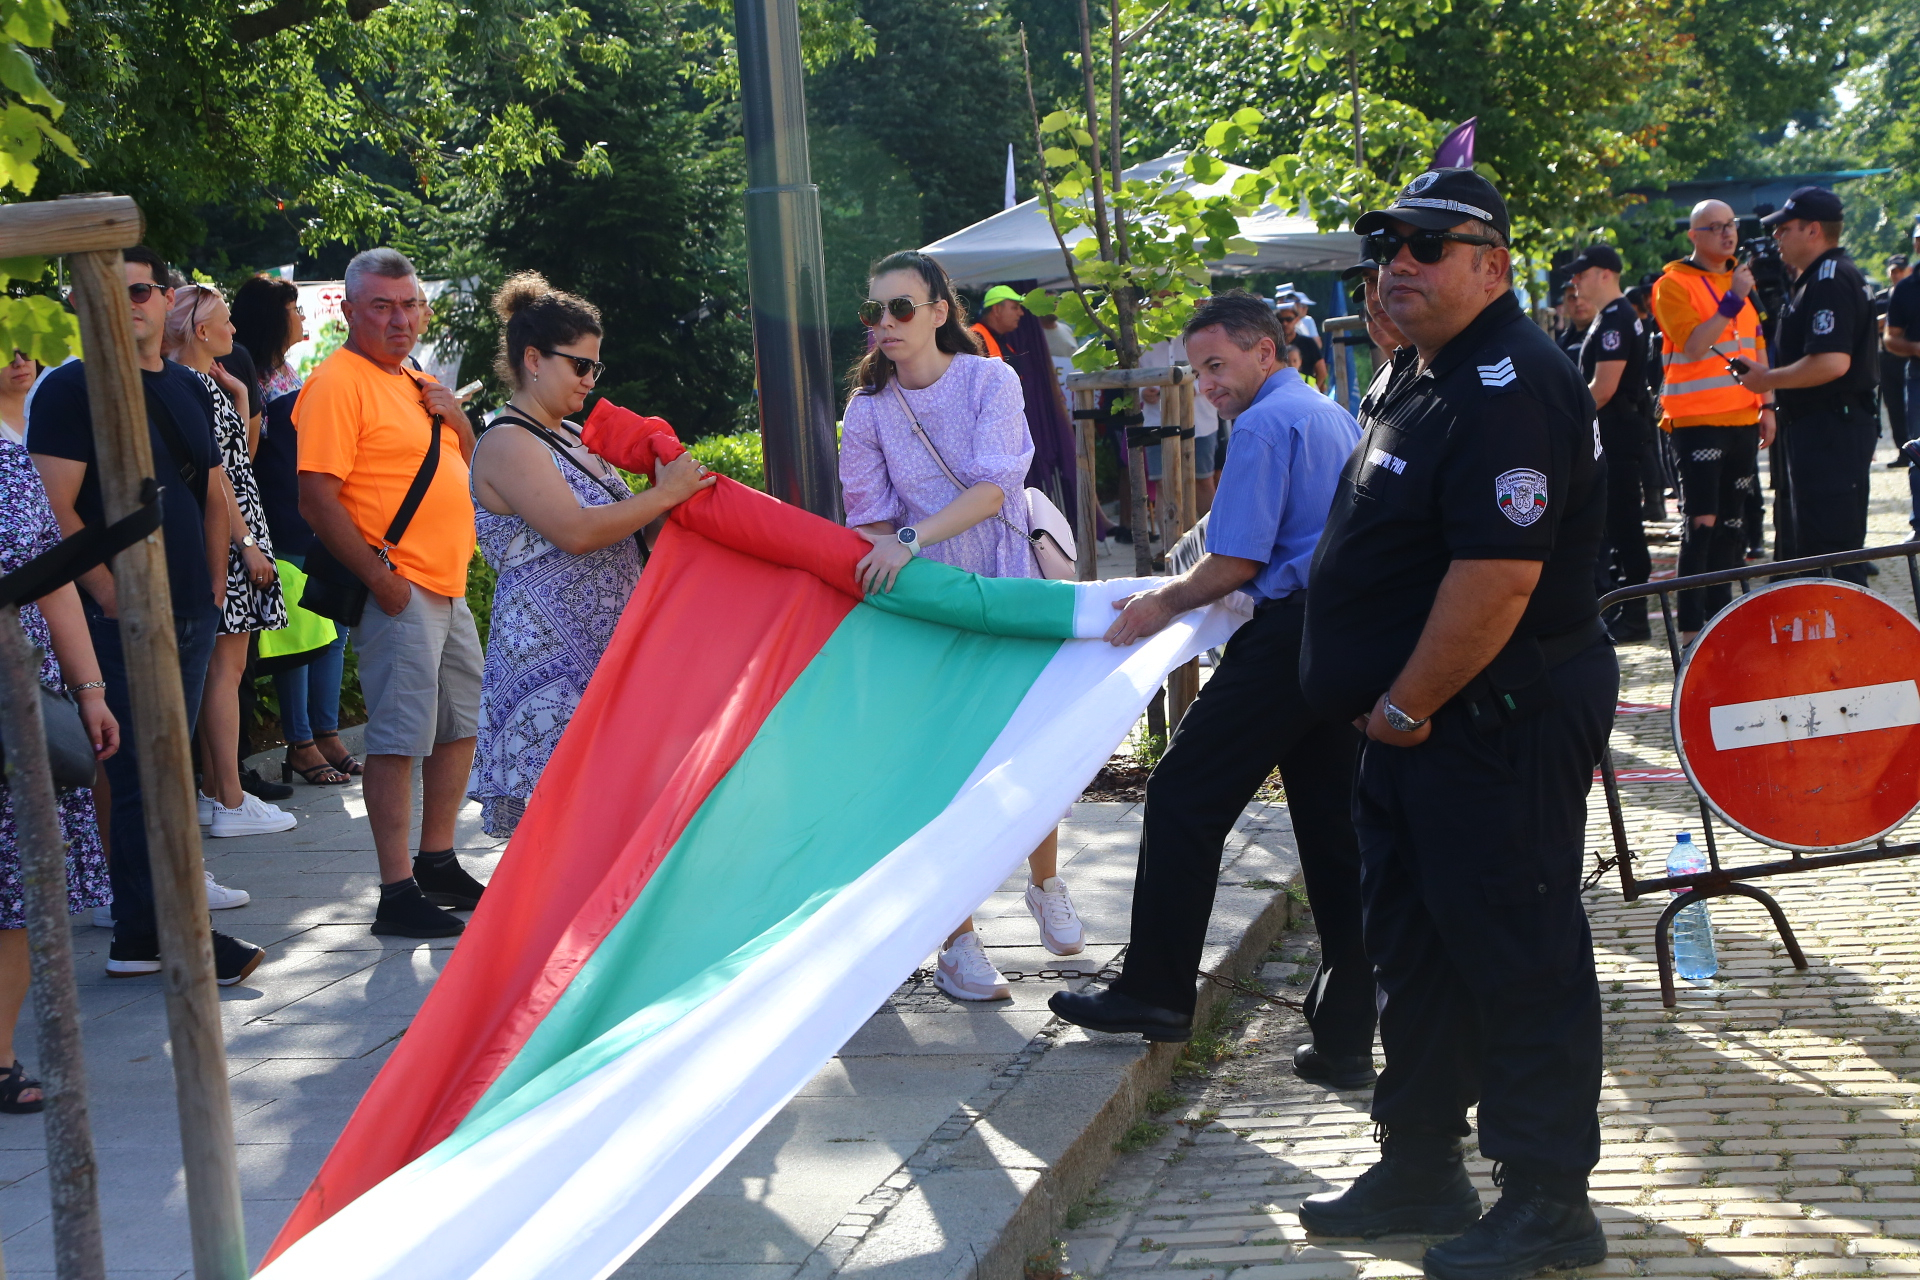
{"left": 1052, "top": 292, "right": 1370, "bottom": 1072}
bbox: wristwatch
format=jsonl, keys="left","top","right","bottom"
{"left": 896, "top": 527, "right": 921, "bottom": 556}
{"left": 1383, "top": 700, "right": 1430, "bottom": 733}
{"left": 240, "top": 533, "right": 258, "bottom": 548}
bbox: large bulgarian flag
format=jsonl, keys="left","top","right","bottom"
{"left": 257, "top": 405, "right": 1246, "bottom": 1280}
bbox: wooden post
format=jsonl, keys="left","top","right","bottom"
{"left": 0, "top": 610, "right": 107, "bottom": 1280}
{"left": 1164, "top": 378, "right": 1201, "bottom": 731}
{"left": 1073, "top": 391, "right": 1098, "bottom": 582}
{"left": 1178, "top": 382, "right": 1198, "bottom": 532}
{"left": 1159, "top": 410, "right": 1184, "bottom": 549}
{"left": 68, "top": 248, "right": 249, "bottom": 1280}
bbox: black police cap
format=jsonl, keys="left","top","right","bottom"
{"left": 1568, "top": 243, "right": 1623, "bottom": 275}
{"left": 1760, "top": 185, "right": 1843, "bottom": 227}
{"left": 1890, "top": 254, "right": 1911, "bottom": 269}
{"left": 1354, "top": 168, "right": 1510, "bottom": 243}
{"left": 1340, "top": 259, "right": 1379, "bottom": 283}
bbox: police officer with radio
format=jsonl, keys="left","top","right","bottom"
{"left": 1569, "top": 243, "right": 1654, "bottom": 642}
{"left": 1737, "top": 186, "right": 1878, "bottom": 582}
{"left": 1295, "top": 169, "right": 1615, "bottom": 1280}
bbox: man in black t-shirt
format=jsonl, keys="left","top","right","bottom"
{"left": 1736, "top": 187, "right": 1879, "bottom": 581}
{"left": 1570, "top": 244, "right": 1654, "bottom": 641}
{"left": 1884, "top": 233, "right": 1920, "bottom": 532}
{"left": 1297, "top": 169, "right": 1614, "bottom": 1280}
{"left": 26, "top": 245, "right": 267, "bottom": 986}
{"left": 1876, "top": 253, "right": 1911, "bottom": 471}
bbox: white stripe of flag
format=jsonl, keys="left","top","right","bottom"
{"left": 1708, "top": 680, "right": 1920, "bottom": 751}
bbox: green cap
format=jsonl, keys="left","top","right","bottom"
{"left": 982, "top": 285, "right": 1024, "bottom": 308}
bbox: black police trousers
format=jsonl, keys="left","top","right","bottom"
{"left": 1781, "top": 398, "right": 1877, "bottom": 585}
{"left": 1597, "top": 418, "right": 1652, "bottom": 624}
{"left": 1113, "top": 595, "right": 1374, "bottom": 1050}
{"left": 1354, "top": 639, "right": 1618, "bottom": 1179}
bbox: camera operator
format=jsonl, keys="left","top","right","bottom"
{"left": 1651, "top": 199, "right": 1774, "bottom": 644}
{"left": 1736, "top": 187, "right": 1878, "bottom": 583}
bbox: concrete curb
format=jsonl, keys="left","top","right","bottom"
{"left": 827, "top": 809, "right": 1306, "bottom": 1280}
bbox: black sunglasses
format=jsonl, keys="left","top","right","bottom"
{"left": 1364, "top": 229, "right": 1504, "bottom": 266}
{"left": 536, "top": 347, "right": 605, "bottom": 381}
{"left": 128, "top": 281, "right": 168, "bottom": 304}
{"left": 858, "top": 296, "right": 937, "bottom": 328}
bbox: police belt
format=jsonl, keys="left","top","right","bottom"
{"left": 1449, "top": 615, "right": 1608, "bottom": 734}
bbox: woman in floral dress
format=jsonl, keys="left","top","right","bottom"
{"left": 0, "top": 433, "right": 117, "bottom": 1112}
{"left": 838, "top": 250, "right": 1084, "bottom": 1004}
{"left": 467, "top": 274, "right": 713, "bottom": 837}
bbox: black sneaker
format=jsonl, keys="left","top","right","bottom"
{"left": 373, "top": 883, "right": 466, "bottom": 938}
{"left": 106, "top": 934, "right": 162, "bottom": 978}
{"left": 1298, "top": 1127, "right": 1484, "bottom": 1238}
{"left": 1422, "top": 1167, "right": 1605, "bottom": 1280}
{"left": 414, "top": 854, "right": 487, "bottom": 911}
{"left": 212, "top": 932, "right": 266, "bottom": 986}
{"left": 239, "top": 766, "right": 294, "bottom": 802}
{"left": 1293, "top": 1042, "right": 1378, "bottom": 1090}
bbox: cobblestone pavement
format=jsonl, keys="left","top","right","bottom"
{"left": 1059, "top": 455, "right": 1920, "bottom": 1280}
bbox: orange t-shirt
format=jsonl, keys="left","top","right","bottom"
{"left": 294, "top": 347, "right": 476, "bottom": 599}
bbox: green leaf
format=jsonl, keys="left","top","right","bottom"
{"left": 1020, "top": 287, "right": 1056, "bottom": 316}
{"left": 1042, "top": 146, "right": 1078, "bottom": 166}
{"left": 1230, "top": 107, "right": 1265, "bottom": 128}
{"left": 0, "top": 253, "right": 42, "bottom": 285}
{"left": 0, "top": 43, "right": 58, "bottom": 114}
{"left": 1040, "top": 109, "right": 1077, "bottom": 133}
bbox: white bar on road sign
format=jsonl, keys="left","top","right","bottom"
{"left": 1710, "top": 680, "right": 1920, "bottom": 751}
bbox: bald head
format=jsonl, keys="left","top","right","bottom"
{"left": 1686, "top": 200, "right": 1739, "bottom": 268}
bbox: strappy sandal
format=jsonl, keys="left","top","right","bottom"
{"left": 282, "top": 740, "right": 350, "bottom": 786}
{"left": 315, "top": 731, "right": 363, "bottom": 777}
{"left": 0, "top": 1060, "right": 44, "bottom": 1114}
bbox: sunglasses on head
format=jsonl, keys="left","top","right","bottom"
{"left": 859, "top": 296, "right": 937, "bottom": 328}
{"left": 127, "top": 281, "right": 168, "bottom": 304}
{"left": 1364, "top": 228, "right": 1503, "bottom": 266}
{"left": 536, "top": 347, "right": 605, "bottom": 380}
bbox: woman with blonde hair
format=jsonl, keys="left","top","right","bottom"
{"left": 839, "top": 250, "right": 1083, "bottom": 1002}
{"left": 165, "top": 283, "right": 294, "bottom": 851}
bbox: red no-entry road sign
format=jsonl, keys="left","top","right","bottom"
{"left": 1675, "top": 580, "right": 1920, "bottom": 852}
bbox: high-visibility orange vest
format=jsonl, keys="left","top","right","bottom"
{"left": 1655, "top": 267, "right": 1763, "bottom": 427}
{"left": 971, "top": 323, "right": 1004, "bottom": 359}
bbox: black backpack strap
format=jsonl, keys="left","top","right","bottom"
{"left": 382, "top": 375, "right": 444, "bottom": 550}
{"left": 144, "top": 382, "right": 208, "bottom": 510}
{"left": 0, "top": 479, "right": 163, "bottom": 608}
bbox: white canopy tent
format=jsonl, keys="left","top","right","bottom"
{"left": 920, "top": 153, "right": 1363, "bottom": 288}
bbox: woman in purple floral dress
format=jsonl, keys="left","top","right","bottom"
{"left": 0, "top": 433, "right": 118, "bottom": 1113}
{"left": 839, "top": 250, "right": 1083, "bottom": 1004}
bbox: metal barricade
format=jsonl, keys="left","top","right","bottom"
{"left": 1595, "top": 540, "right": 1920, "bottom": 1007}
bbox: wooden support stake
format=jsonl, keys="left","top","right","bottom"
{"left": 69, "top": 250, "right": 248, "bottom": 1280}
{"left": 1073, "top": 391, "right": 1098, "bottom": 582}
{"left": 1160, "top": 414, "right": 1184, "bottom": 549}
{"left": 0, "top": 610, "right": 107, "bottom": 1280}
{"left": 1128, "top": 421, "right": 1151, "bottom": 580}
{"left": 1178, "top": 383, "right": 1198, "bottom": 534}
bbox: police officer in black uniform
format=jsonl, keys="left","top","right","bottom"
{"left": 1737, "top": 186, "right": 1879, "bottom": 583}
{"left": 1570, "top": 243, "right": 1654, "bottom": 641}
{"left": 1294, "top": 169, "right": 1616, "bottom": 1280}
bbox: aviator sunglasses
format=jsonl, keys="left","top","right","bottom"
{"left": 535, "top": 347, "right": 605, "bottom": 380}
{"left": 127, "top": 281, "right": 169, "bottom": 304}
{"left": 1364, "top": 228, "right": 1503, "bottom": 266}
{"left": 858, "top": 296, "right": 938, "bottom": 328}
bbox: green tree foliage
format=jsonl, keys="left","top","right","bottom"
{"left": 0, "top": 0, "right": 81, "bottom": 362}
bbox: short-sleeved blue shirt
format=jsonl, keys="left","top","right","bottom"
{"left": 1203, "top": 367, "right": 1361, "bottom": 602}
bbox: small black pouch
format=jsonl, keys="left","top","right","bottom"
{"left": 1458, "top": 636, "right": 1556, "bottom": 734}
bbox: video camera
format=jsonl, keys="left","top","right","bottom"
{"left": 1737, "top": 207, "right": 1792, "bottom": 341}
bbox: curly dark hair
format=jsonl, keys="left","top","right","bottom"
{"left": 232, "top": 276, "right": 300, "bottom": 375}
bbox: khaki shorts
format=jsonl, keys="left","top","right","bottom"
{"left": 351, "top": 581, "right": 483, "bottom": 757}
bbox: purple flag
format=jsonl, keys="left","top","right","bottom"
{"left": 1430, "top": 118, "right": 1476, "bottom": 170}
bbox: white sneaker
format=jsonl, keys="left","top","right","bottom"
{"left": 198, "top": 791, "right": 216, "bottom": 826}
{"left": 934, "top": 932, "right": 1010, "bottom": 1001}
{"left": 204, "top": 870, "right": 250, "bottom": 910}
{"left": 1026, "top": 876, "right": 1086, "bottom": 956}
{"left": 209, "top": 793, "right": 297, "bottom": 838}
{"left": 92, "top": 904, "right": 114, "bottom": 929}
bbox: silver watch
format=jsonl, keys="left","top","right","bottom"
{"left": 1383, "top": 700, "right": 1429, "bottom": 733}
{"left": 240, "top": 533, "right": 258, "bottom": 548}
{"left": 896, "top": 527, "right": 920, "bottom": 556}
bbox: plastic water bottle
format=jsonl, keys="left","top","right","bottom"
{"left": 1666, "top": 833, "right": 1718, "bottom": 983}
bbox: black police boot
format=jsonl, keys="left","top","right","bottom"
{"left": 1297, "top": 1126, "right": 1483, "bottom": 1239}
{"left": 1422, "top": 1164, "right": 1605, "bottom": 1280}
{"left": 1293, "top": 1041, "right": 1377, "bottom": 1090}
{"left": 1048, "top": 987, "right": 1191, "bottom": 1042}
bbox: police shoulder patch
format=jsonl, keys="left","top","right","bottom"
{"left": 1817, "top": 259, "right": 1837, "bottom": 281}
{"left": 1601, "top": 328, "right": 1621, "bottom": 351}
{"left": 1812, "top": 309, "right": 1835, "bottom": 335}
{"left": 1496, "top": 467, "right": 1549, "bottom": 527}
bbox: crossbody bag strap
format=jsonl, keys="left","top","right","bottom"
{"left": 383, "top": 373, "right": 444, "bottom": 550}
{"left": 887, "top": 381, "right": 1033, "bottom": 546}
{"left": 143, "top": 382, "right": 208, "bottom": 510}
{"left": 489, "top": 407, "right": 649, "bottom": 564}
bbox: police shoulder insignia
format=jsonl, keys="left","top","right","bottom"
{"left": 1817, "top": 260, "right": 1837, "bottom": 281}
{"left": 1812, "top": 309, "right": 1835, "bottom": 335}
{"left": 1477, "top": 356, "right": 1518, "bottom": 389}
{"left": 1601, "top": 329, "right": 1621, "bottom": 351}
{"left": 1496, "top": 467, "right": 1549, "bottom": 527}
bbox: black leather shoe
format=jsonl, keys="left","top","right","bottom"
{"left": 1293, "top": 1042, "right": 1377, "bottom": 1090}
{"left": 1298, "top": 1128, "right": 1483, "bottom": 1239}
{"left": 1048, "top": 988, "right": 1191, "bottom": 1042}
{"left": 1422, "top": 1168, "right": 1604, "bottom": 1280}
{"left": 239, "top": 766, "right": 295, "bottom": 802}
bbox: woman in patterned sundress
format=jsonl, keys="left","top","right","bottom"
{"left": 466, "top": 273, "right": 714, "bottom": 837}
{"left": 165, "top": 285, "right": 296, "bottom": 842}
{"left": 0, "top": 434, "right": 118, "bottom": 1113}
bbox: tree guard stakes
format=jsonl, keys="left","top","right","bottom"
{"left": 0, "top": 197, "right": 249, "bottom": 1280}
{"left": 1065, "top": 364, "right": 1202, "bottom": 738}
{"left": 1596, "top": 541, "right": 1920, "bottom": 1008}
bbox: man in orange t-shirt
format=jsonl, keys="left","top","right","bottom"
{"left": 296, "top": 247, "right": 485, "bottom": 940}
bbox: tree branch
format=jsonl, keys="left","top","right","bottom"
{"left": 1075, "top": 0, "right": 1113, "bottom": 262}
{"left": 232, "top": 0, "right": 392, "bottom": 44}
{"left": 1021, "top": 26, "right": 1117, "bottom": 347}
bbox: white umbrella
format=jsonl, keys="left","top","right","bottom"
{"left": 921, "top": 152, "right": 1363, "bottom": 288}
